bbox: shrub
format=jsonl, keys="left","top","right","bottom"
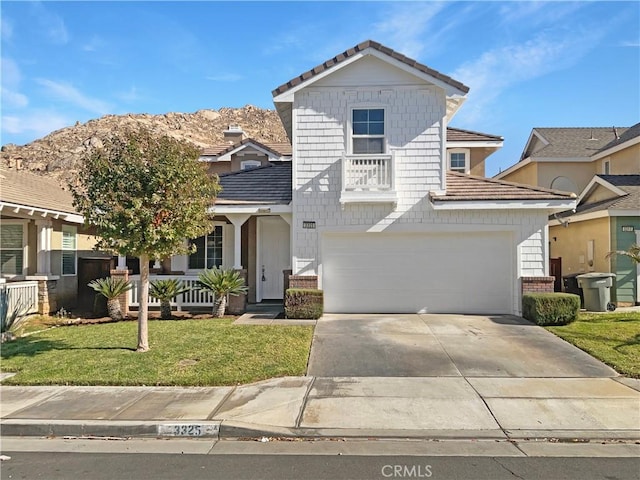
{"left": 150, "top": 279, "right": 191, "bottom": 319}
{"left": 88, "top": 277, "right": 133, "bottom": 322}
{"left": 285, "top": 289, "right": 323, "bottom": 320}
{"left": 522, "top": 293, "right": 580, "bottom": 326}
{"left": 196, "top": 268, "right": 248, "bottom": 318}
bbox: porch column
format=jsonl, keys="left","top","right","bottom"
{"left": 116, "top": 255, "right": 127, "bottom": 271}
{"left": 35, "top": 219, "right": 53, "bottom": 275}
{"left": 226, "top": 214, "right": 251, "bottom": 269}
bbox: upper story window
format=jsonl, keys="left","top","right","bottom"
{"left": 603, "top": 160, "right": 610, "bottom": 175}
{"left": 0, "top": 221, "right": 27, "bottom": 277}
{"left": 189, "top": 225, "right": 223, "bottom": 270}
{"left": 241, "top": 160, "right": 261, "bottom": 170}
{"left": 61, "top": 225, "right": 77, "bottom": 276}
{"left": 352, "top": 108, "right": 385, "bottom": 154}
{"left": 448, "top": 149, "right": 470, "bottom": 174}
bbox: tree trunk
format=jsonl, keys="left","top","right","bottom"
{"left": 107, "top": 299, "right": 123, "bottom": 322}
{"left": 160, "top": 299, "right": 171, "bottom": 320}
{"left": 214, "top": 294, "right": 226, "bottom": 318}
{"left": 137, "top": 253, "right": 150, "bottom": 352}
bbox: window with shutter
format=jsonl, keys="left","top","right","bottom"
{"left": 62, "top": 225, "right": 77, "bottom": 276}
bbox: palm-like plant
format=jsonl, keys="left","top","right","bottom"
{"left": 88, "top": 277, "right": 133, "bottom": 321}
{"left": 606, "top": 243, "right": 640, "bottom": 265}
{"left": 196, "top": 268, "right": 248, "bottom": 318}
{"left": 149, "top": 279, "right": 191, "bottom": 319}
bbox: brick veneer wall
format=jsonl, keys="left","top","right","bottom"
{"left": 110, "top": 269, "right": 131, "bottom": 316}
{"left": 521, "top": 276, "right": 555, "bottom": 294}
{"left": 288, "top": 275, "right": 318, "bottom": 290}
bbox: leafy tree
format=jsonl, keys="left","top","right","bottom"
{"left": 150, "top": 279, "right": 191, "bottom": 319}
{"left": 197, "top": 268, "right": 248, "bottom": 318}
{"left": 88, "top": 277, "right": 133, "bottom": 322}
{"left": 71, "top": 127, "right": 220, "bottom": 351}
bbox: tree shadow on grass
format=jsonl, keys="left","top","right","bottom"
{"left": 1, "top": 337, "right": 136, "bottom": 359}
{"left": 615, "top": 333, "right": 640, "bottom": 352}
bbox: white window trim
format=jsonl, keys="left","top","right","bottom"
{"left": 61, "top": 225, "right": 77, "bottom": 276}
{"left": 348, "top": 106, "right": 387, "bottom": 155}
{"left": 0, "top": 219, "right": 29, "bottom": 279}
{"left": 241, "top": 160, "right": 262, "bottom": 170}
{"left": 186, "top": 223, "right": 226, "bottom": 273}
{"left": 448, "top": 148, "right": 470, "bottom": 174}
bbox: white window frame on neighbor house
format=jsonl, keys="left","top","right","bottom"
{"left": 448, "top": 148, "right": 470, "bottom": 174}
{"left": 61, "top": 225, "right": 77, "bottom": 276}
{"left": 349, "top": 107, "right": 386, "bottom": 154}
{"left": 241, "top": 160, "right": 261, "bottom": 170}
{"left": 0, "top": 220, "right": 28, "bottom": 278}
{"left": 187, "top": 224, "right": 225, "bottom": 271}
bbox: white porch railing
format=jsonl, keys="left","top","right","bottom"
{"left": 1, "top": 280, "right": 39, "bottom": 316}
{"left": 341, "top": 153, "right": 397, "bottom": 204}
{"left": 128, "top": 275, "right": 214, "bottom": 310}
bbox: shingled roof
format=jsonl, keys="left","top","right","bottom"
{"left": 525, "top": 127, "right": 630, "bottom": 159}
{"left": 595, "top": 122, "right": 640, "bottom": 154}
{"left": 446, "top": 127, "right": 503, "bottom": 142}
{"left": 216, "top": 163, "right": 292, "bottom": 205}
{"left": 272, "top": 40, "right": 469, "bottom": 97}
{"left": 0, "top": 165, "right": 78, "bottom": 215}
{"left": 201, "top": 139, "right": 292, "bottom": 157}
{"left": 432, "top": 172, "right": 576, "bottom": 202}
{"left": 572, "top": 174, "right": 640, "bottom": 216}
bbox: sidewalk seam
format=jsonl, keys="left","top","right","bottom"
{"left": 295, "top": 377, "right": 316, "bottom": 428}
{"left": 207, "top": 385, "right": 237, "bottom": 420}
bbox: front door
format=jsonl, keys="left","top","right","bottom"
{"left": 257, "top": 217, "right": 290, "bottom": 300}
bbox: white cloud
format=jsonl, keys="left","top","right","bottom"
{"left": 1, "top": 87, "right": 29, "bottom": 108}
{"left": 206, "top": 73, "right": 243, "bottom": 82}
{"left": 2, "top": 110, "right": 70, "bottom": 139}
{"left": 115, "top": 86, "right": 143, "bottom": 103}
{"left": 36, "top": 79, "right": 111, "bottom": 115}
{"left": 31, "top": 1, "right": 69, "bottom": 45}
{"left": 451, "top": 29, "right": 604, "bottom": 125}
{"left": 82, "top": 35, "right": 106, "bottom": 52}
{"left": 620, "top": 40, "right": 640, "bottom": 47}
{"left": 1, "top": 17, "right": 13, "bottom": 41}
{"left": 1, "top": 57, "right": 22, "bottom": 87}
{"left": 1, "top": 58, "right": 28, "bottom": 108}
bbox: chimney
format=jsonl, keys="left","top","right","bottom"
{"left": 223, "top": 125, "right": 245, "bottom": 144}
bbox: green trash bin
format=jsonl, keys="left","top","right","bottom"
{"left": 576, "top": 273, "right": 616, "bottom": 312}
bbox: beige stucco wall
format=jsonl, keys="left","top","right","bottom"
{"left": 468, "top": 148, "right": 496, "bottom": 177}
{"left": 500, "top": 161, "right": 538, "bottom": 186}
{"left": 537, "top": 162, "right": 596, "bottom": 194}
{"left": 550, "top": 216, "right": 611, "bottom": 278}
{"left": 594, "top": 143, "right": 640, "bottom": 174}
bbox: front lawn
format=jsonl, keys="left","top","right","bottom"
{"left": 1, "top": 319, "right": 314, "bottom": 386}
{"left": 545, "top": 311, "right": 640, "bottom": 378}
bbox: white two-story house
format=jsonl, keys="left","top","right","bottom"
{"left": 153, "top": 40, "right": 575, "bottom": 316}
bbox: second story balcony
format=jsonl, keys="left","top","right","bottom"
{"left": 340, "top": 153, "right": 397, "bottom": 204}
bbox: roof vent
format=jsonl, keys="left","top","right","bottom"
{"left": 613, "top": 126, "right": 619, "bottom": 139}
{"left": 588, "top": 129, "right": 597, "bottom": 141}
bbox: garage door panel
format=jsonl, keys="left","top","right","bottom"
{"left": 322, "top": 232, "right": 513, "bottom": 314}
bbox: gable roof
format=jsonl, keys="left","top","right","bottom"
{"left": 446, "top": 127, "right": 503, "bottom": 143}
{"left": 523, "top": 127, "right": 629, "bottom": 160}
{"left": 272, "top": 40, "right": 469, "bottom": 98}
{"left": 0, "top": 166, "right": 82, "bottom": 222}
{"left": 432, "top": 172, "right": 576, "bottom": 202}
{"left": 216, "top": 163, "right": 292, "bottom": 205}
{"left": 201, "top": 139, "right": 292, "bottom": 158}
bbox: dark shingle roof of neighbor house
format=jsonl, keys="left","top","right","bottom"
{"left": 216, "top": 163, "right": 292, "bottom": 205}
{"left": 201, "top": 139, "right": 292, "bottom": 157}
{"left": 432, "top": 172, "right": 576, "bottom": 202}
{"left": 0, "top": 165, "right": 77, "bottom": 214}
{"left": 272, "top": 40, "right": 469, "bottom": 97}
{"left": 575, "top": 175, "right": 640, "bottom": 215}
{"left": 446, "top": 127, "right": 503, "bottom": 142}
{"left": 526, "top": 127, "right": 630, "bottom": 159}
{"left": 596, "top": 121, "right": 640, "bottom": 154}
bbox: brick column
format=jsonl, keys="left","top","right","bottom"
{"left": 288, "top": 275, "right": 319, "bottom": 290}
{"left": 227, "top": 269, "right": 247, "bottom": 315}
{"left": 110, "top": 269, "right": 131, "bottom": 316}
{"left": 521, "top": 276, "right": 555, "bottom": 295}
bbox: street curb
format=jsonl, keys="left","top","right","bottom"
{"left": 0, "top": 420, "right": 221, "bottom": 439}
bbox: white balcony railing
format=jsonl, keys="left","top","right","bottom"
{"left": 341, "top": 153, "right": 397, "bottom": 204}
{"left": 1, "top": 280, "right": 39, "bottom": 316}
{"left": 128, "top": 275, "right": 214, "bottom": 310}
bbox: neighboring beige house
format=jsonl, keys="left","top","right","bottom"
{"left": 0, "top": 165, "right": 111, "bottom": 313}
{"left": 495, "top": 124, "right": 639, "bottom": 194}
{"left": 496, "top": 123, "right": 640, "bottom": 304}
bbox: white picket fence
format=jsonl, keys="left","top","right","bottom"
{"left": 1, "top": 280, "right": 39, "bottom": 316}
{"left": 128, "top": 275, "right": 214, "bottom": 310}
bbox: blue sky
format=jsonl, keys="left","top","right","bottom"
{"left": 1, "top": 1, "right": 639, "bottom": 176}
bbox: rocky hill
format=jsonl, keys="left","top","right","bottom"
{"left": 1, "top": 105, "right": 288, "bottom": 180}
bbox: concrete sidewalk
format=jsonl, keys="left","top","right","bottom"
{"left": 2, "top": 376, "right": 639, "bottom": 441}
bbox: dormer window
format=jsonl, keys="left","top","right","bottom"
{"left": 448, "top": 148, "right": 470, "bottom": 174}
{"left": 352, "top": 108, "right": 385, "bottom": 154}
{"left": 241, "top": 160, "right": 261, "bottom": 170}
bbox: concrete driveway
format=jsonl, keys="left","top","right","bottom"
{"left": 307, "top": 314, "right": 617, "bottom": 377}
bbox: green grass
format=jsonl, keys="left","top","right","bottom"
{"left": 546, "top": 311, "right": 640, "bottom": 378}
{"left": 1, "top": 319, "right": 314, "bottom": 386}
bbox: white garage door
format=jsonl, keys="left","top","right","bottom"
{"left": 322, "top": 232, "right": 513, "bottom": 314}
